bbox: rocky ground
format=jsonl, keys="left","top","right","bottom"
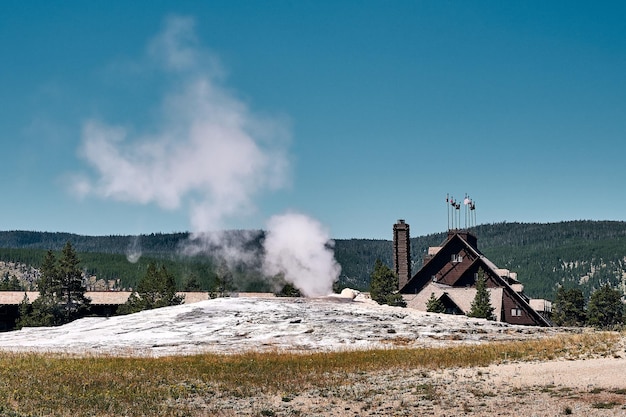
{"left": 1, "top": 294, "right": 625, "bottom": 416}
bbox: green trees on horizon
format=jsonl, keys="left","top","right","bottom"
{"left": 4, "top": 221, "right": 626, "bottom": 301}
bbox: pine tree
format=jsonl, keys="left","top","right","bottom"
{"left": 552, "top": 286, "right": 586, "bottom": 326}
{"left": 17, "top": 243, "right": 91, "bottom": 327}
{"left": 38, "top": 249, "right": 58, "bottom": 296}
{"left": 154, "top": 264, "right": 183, "bottom": 308}
{"left": 369, "top": 259, "right": 406, "bottom": 307}
{"left": 587, "top": 284, "right": 624, "bottom": 329}
{"left": 17, "top": 291, "right": 60, "bottom": 328}
{"left": 15, "top": 294, "right": 33, "bottom": 329}
{"left": 119, "top": 262, "right": 183, "bottom": 314}
{"left": 56, "top": 241, "right": 91, "bottom": 322}
{"left": 468, "top": 269, "right": 495, "bottom": 320}
{"left": 426, "top": 292, "right": 446, "bottom": 313}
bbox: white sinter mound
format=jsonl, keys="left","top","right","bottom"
{"left": 0, "top": 294, "right": 563, "bottom": 357}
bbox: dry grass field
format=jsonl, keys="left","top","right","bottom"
{"left": 0, "top": 331, "right": 624, "bottom": 416}
{"left": 1, "top": 297, "right": 624, "bottom": 416}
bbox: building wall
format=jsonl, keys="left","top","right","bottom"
{"left": 500, "top": 289, "right": 544, "bottom": 326}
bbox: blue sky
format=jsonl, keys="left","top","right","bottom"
{"left": 1, "top": 1, "right": 625, "bottom": 240}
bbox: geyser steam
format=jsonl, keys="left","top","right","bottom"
{"left": 72, "top": 15, "right": 341, "bottom": 295}
{"left": 262, "top": 213, "right": 341, "bottom": 297}
{"left": 126, "top": 235, "right": 142, "bottom": 264}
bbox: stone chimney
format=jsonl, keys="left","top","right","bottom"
{"left": 393, "top": 219, "right": 411, "bottom": 290}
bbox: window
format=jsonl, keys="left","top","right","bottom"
{"left": 451, "top": 254, "right": 463, "bottom": 263}
{"left": 511, "top": 308, "right": 523, "bottom": 317}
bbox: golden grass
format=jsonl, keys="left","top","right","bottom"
{"left": 0, "top": 332, "right": 620, "bottom": 417}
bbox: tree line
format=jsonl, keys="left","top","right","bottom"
{"left": 551, "top": 285, "right": 625, "bottom": 329}
{"left": 3, "top": 220, "right": 626, "bottom": 301}
{"left": 16, "top": 242, "right": 188, "bottom": 329}
{"left": 8, "top": 242, "right": 626, "bottom": 331}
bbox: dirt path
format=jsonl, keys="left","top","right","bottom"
{"left": 194, "top": 343, "right": 626, "bottom": 416}
{"left": 475, "top": 356, "right": 626, "bottom": 390}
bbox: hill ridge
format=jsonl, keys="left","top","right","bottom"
{"left": 1, "top": 220, "right": 626, "bottom": 299}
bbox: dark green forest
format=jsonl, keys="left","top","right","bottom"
{"left": 2, "top": 220, "right": 626, "bottom": 300}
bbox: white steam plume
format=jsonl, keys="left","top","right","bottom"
{"left": 74, "top": 15, "right": 290, "bottom": 232}
{"left": 73, "top": 16, "right": 341, "bottom": 296}
{"left": 126, "top": 235, "right": 142, "bottom": 264}
{"left": 262, "top": 212, "right": 341, "bottom": 297}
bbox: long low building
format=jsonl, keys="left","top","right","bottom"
{"left": 0, "top": 291, "right": 212, "bottom": 331}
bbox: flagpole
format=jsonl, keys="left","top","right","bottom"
{"left": 464, "top": 193, "right": 468, "bottom": 229}
{"left": 446, "top": 194, "right": 450, "bottom": 231}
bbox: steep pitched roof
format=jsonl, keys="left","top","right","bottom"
{"left": 401, "top": 230, "right": 550, "bottom": 327}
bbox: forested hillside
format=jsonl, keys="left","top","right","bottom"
{"left": 473, "top": 221, "right": 626, "bottom": 299}
{"left": 402, "top": 221, "right": 626, "bottom": 299}
{"left": 1, "top": 221, "right": 626, "bottom": 299}
{"left": 0, "top": 231, "right": 268, "bottom": 292}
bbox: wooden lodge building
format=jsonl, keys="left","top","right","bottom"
{"left": 393, "top": 220, "right": 552, "bottom": 326}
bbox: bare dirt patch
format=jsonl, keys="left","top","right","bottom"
{"left": 190, "top": 354, "right": 626, "bottom": 416}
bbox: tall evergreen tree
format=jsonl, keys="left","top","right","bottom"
{"left": 56, "top": 242, "right": 91, "bottom": 322}
{"left": 38, "top": 249, "right": 58, "bottom": 296}
{"left": 426, "top": 292, "right": 446, "bottom": 313}
{"left": 587, "top": 284, "right": 624, "bottom": 329}
{"left": 552, "top": 286, "right": 586, "bottom": 326}
{"left": 17, "top": 242, "right": 90, "bottom": 327}
{"left": 468, "top": 269, "right": 495, "bottom": 320}
{"left": 369, "top": 259, "right": 406, "bottom": 307}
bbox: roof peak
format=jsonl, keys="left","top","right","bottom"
{"left": 447, "top": 229, "right": 478, "bottom": 250}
